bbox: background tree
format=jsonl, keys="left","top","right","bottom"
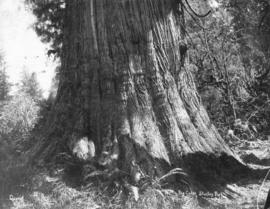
{"left": 18, "top": 70, "right": 43, "bottom": 101}
{"left": 0, "top": 54, "right": 10, "bottom": 103}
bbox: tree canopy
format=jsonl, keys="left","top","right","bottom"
{"left": 26, "top": 0, "right": 65, "bottom": 57}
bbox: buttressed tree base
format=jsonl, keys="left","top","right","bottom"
{"left": 33, "top": 0, "right": 250, "bottom": 189}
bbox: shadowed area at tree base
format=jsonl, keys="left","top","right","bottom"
{"left": 31, "top": 138, "right": 268, "bottom": 194}
{"left": 181, "top": 152, "right": 269, "bottom": 191}
{"left": 30, "top": 107, "right": 267, "bottom": 193}
{"left": 114, "top": 135, "right": 266, "bottom": 190}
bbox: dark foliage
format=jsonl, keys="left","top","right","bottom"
{"left": 26, "top": 0, "right": 65, "bottom": 58}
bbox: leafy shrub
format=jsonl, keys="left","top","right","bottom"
{"left": 0, "top": 93, "right": 40, "bottom": 151}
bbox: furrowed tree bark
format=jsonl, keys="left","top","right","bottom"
{"left": 33, "top": 0, "right": 249, "bottom": 189}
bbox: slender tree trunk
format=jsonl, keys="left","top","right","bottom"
{"left": 34, "top": 0, "right": 249, "bottom": 188}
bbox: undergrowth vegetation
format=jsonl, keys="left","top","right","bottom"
{"left": 186, "top": 1, "right": 270, "bottom": 141}
{"left": 0, "top": 94, "right": 40, "bottom": 206}
{"left": 6, "top": 179, "right": 199, "bottom": 209}
{"left": 0, "top": 69, "right": 43, "bottom": 207}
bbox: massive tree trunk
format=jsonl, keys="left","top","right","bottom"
{"left": 35, "top": 0, "right": 249, "bottom": 188}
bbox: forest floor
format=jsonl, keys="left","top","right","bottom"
{"left": 203, "top": 138, "right": 270, "bottom": 209}
{"left": 1, "top": 138, "right": 270, "bottom": 209}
